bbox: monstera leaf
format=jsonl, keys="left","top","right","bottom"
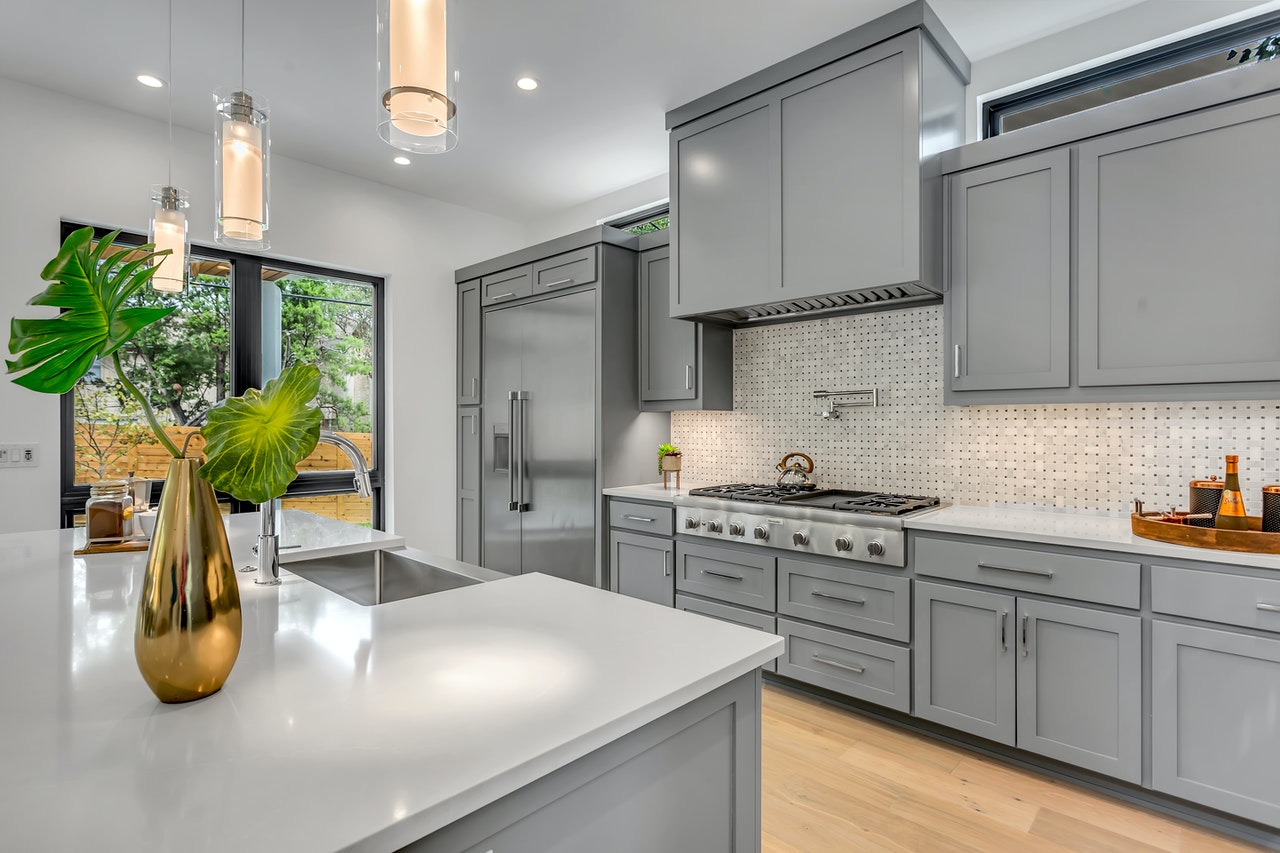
{"left": 7, "top": 227, "right": 174, "bottom": 394}
{"left": 199, "top": 363, "right": 323, "bottom": 505}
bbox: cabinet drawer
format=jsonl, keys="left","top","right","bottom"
{"left": 532, "top": 245, "right": 597, "bottom": 293}
{"left": 675, "top": 541, "right": 775, "bottom": 611}
{"left": 1152, "top": 565, "right": 1280, "bottom": 633}
{"left": 777, "top": 558, "right": 910, "bottom": 641}
{"left": 776, "top": 618, "right": 910, "bottom": 713}
{"left": 608, "top": 499, "right": 674, "bottom": 536}
{"left": 914, "top": 535, "right": 1139, "bottom": 608}
{"left": 676, "top": 594, "right": 778, "bottom": 672}
{"left": 480, "top": 265, "right": 533, "bottom": 306}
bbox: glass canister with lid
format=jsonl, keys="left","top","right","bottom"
{"left": 85, "top": 480, "right": 134, "bottom": 546}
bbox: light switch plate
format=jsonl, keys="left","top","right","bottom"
{"left": 0, "top": 446, "right": 10, "bottom": 466}
{"left": 15, "top": 443, "right": 38, "bottom": 467}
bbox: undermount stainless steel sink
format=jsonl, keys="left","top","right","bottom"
{"left": 284, "top": 547, "right": 503, "bottom": 606}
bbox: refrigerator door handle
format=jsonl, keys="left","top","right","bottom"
{"left": 517, "top": 391, "right": 531, "bottom": 512}
{"left": 506, "top": 392, "right": 520, "bottom": 511}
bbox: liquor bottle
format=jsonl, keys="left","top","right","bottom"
{"left": 1214, "top": 455, "right": 1249, "bottom": 531}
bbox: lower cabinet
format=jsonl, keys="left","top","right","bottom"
{"left": 777, "top": 618, "right": 911, "bottom": 713}
{"left": 914, "top": 581, "right": 1141, "bottom": 783}
{"left": 610, "top": 530, "right": 674, "bottom": 607}
{"left": 677, "top": 594, "right": 777, "bottom": 673}
{"left": 457, "top": 408, "right": 481, "bottom": 565}
{"left": 1151, "top": 620, "right": 1280, "bottom": 826}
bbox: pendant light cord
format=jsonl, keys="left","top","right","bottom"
{"left": 166, "top": 0, "right": 173, "bottom": 185}
{"left": 240, "top": 0, "right": 246, "bottom": 90}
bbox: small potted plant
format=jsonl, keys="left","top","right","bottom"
{"left": 658, "top": 442, "right": 682, "bottom": 488}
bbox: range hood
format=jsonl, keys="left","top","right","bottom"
{"left": 695, "top": 282, "right": 942, "bottom": 326}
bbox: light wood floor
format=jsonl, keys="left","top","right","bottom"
{"left": 761, "top": 684, "right": 1271, "bottom": 853}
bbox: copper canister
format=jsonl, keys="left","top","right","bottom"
{"left": 1264, "top": 485, "right": 1280, "bottom": 533}
{"left": 1189, "top": 477, "right": 1224, "bottom": 528}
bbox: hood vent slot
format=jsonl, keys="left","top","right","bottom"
{"left": 690, "top": 282, "right": 940, "bottom": 326}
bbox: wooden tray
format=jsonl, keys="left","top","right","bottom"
{"left": 1131, "top": 514, "right": 1280, "bottom": 555}
{"left": 74, "top": 539, "right": 150, "bottom": 556}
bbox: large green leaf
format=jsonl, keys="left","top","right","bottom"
{"left": 199, "top": 363, "right": 323, "bottom": 504}
{"left": 6, "top": 227, "right": 175, "bottom": 394}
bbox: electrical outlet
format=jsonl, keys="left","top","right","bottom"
{"left": 16, "top": 443, "right": 38, "bottom": 467}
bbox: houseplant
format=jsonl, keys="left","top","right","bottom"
{"left": 658, "top": 442, "right": 682, "bottom": 475}
{"left": 7, "top": 227, "right": 321, "bottom": 702}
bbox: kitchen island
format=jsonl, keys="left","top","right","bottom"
{"left": 0, "top": 512, "right": 782, "bottom": 852}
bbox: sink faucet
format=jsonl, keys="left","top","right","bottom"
{"left": 251, "top": 431, "right": 374, "bottom": 585}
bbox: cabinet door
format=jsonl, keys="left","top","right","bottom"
{"left": 780, "top": 34, "right": 919, "bottom": 293}
{"left": 914, "top": 582, "right": 1015, "bottom": 745}
{"left": 457, "top": 279, "right": 481, "bottom": 405}
{"left": 1152, "top": 620, "right": 1280, "bottom": 825}
{"left": 457, "top": 409, "right": 481, "bottom": 564}
{"left": 610, "top": 530, "right": 674, "bottom": 607}
{"left": 639, "top": 245, "right": 698, "bottom": 403}
{"left": 948, "top": 149, "right": 1070, "bottom": 392}
{"left": 1079, "top": 94, "right": 1280, "bottom": 386}
{"left": 1016, "top": 600, "right": 1140, "bottom": 783}
{"left": 671, "top": 97, "right": 776, "bottom": 317}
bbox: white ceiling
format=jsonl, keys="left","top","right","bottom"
{"left": 0, "top": 0, "right": 1250, "bottom": 223}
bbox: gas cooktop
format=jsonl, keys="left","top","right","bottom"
{"left": 687, "top": 484, "right": 940, "bottom": 516}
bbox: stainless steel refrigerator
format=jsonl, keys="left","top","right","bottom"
{"left": 483, "top": 290, "right": 599, "bottom": 585}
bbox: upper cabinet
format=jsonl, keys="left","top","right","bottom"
{"left": 638, "top": 237, "right": 733, "bottom": 411}
{"left": 666, "top": 3, "right": 969, "bottom": 324}
{"left": 942, "top": 65, "right": 1280, "bottom": 404}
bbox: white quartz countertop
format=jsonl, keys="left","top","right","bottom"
{"left": 0, "top": 512, "right": 780, "bottom": 853}
{"left": 907, "top": 505, "right": 1280, "bottom": 571}
{"left": 602, "top": 482, "right": 711, "bottom": 503}
{"left": 229, "top": 508, "right": 406, "bottom": 562}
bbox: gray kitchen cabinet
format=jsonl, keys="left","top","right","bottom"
{"left": 457, "top": 279, "right": 481, "bottom": 405}
{"left": 639, "top": 241, "right": 733, "bottom": 411}
{"left": 677, "top": 594, "right": 777, "bottom": 673}
{"left": 668, "top": 17, "right": 967, "bottom": 323}
{"left": 947, "top": 149, "right": 1070, "bottom": 396}
{"left": 457, "top": 408, "right": 481, "bottom": 565}
{"left": 914, "top": 580, "right": 1140, "bottom": 783}
{"left": 670, "top": 99, "right": 775, "bottom": 317}
{"left": 1077, "top": 93, "right": 1280, "bottom": 387}
{"left": 531, "top": 245, "right": 598, "bottom": 293}
{"left": 610, "top": 529, "right": 674, "bottom": 607}
{"left": 777, "top": 617, "right": 912, "bottom": 713}
{"left": 480, "top": 264, "right": 533, "bottom": 307}
{"left": 675, "top": 540, "right": 776, "bottom": 612}
{"left": 1151, "top": 620, "right": 1280, "bottom": 826}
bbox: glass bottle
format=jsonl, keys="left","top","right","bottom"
{"left": 85, "top": 480, "right": 134, "bottom": 546}
{"left": 1214, "top": 455, "right": 1249, "bottom": 531}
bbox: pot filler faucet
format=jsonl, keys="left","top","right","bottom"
{"left": 249, "top": 431, "right": 374, "bottom": 585}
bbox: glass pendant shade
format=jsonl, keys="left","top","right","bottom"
{"left": 377, "top": 0, "right": 458, "bottom": 153}
{"left": 213, "top": 87, "right": 270, "bottom": 249}
{"left": 149, "top": 185, "right": 190, "bottom": 293}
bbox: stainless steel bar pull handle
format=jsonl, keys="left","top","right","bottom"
{"left": 812, "top": 655, "right": 865, "bottom": 675}
{"left": 685, "top": 364, "right": 693, "bottom": 390}
{"left": 516, "top": 391, "right": 530, "bottom": 512}
{"left": 470, "top": 377, "right": 478, "bottom": 398}
{"left": 543, "top": 277, "right": 574, "bottom": 288}
{"left": 953, "top": 344, "right": 961, "bottom": 379}
{"left": 1000, "top": 610, "right": 1008, "bottom": 652}
{"left": 1021, "top": 615, "right": 1030, "bottom": 657}
{"left": 979, "top": 561, "right": 1054, "bottom": 579}
{"left": 663, "top": 550, "right": 671, "bottom": 577}
{"left": 506, "top": 392, "right": 519, "bottom": 511}
{"left": 491, "top": 291, "right": 516, "bottom": 301}
{"left": 621, "top": 514, "right": 655, "bottom": 523}
{"left": 810, "top": 590, "right": 866, "bottom": 606}
{"left": 1257, "top": 602, "right": 1280, "bottom": 613}
{"left": 702, "top": 569, "right": 743, "bottom": 582}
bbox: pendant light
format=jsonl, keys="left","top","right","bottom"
{"left": 377, "top": 0, "right": 458, "bottom": 154}
{"left": 214, "top": 0, "right": 269, "bottom": 249}
{"left": 149, "top": 0, "right": 190, "bottom": 293}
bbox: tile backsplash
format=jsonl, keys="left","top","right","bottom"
{"left": 670, "top": 305, "right": 1279, "bottom": 514}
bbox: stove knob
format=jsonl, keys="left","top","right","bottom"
{"left": 867, "top": 540, "right": 886, "bottom": 557}
{"left": 835, "top": 536, "right": 853, "bottom": 552}
{"left": 792, "top": 531, "right": 809, "bottom": 546}
{"left": 753, "top": 526, "right": 769, "bottom": 541}
{"left": 707, "top": 520, "right": 723, "bottom": 534}
{"left": 684, "top": 516, "right": 700, "bottom": 530}
{"left": 728, "top": 521, "right": 745, "bottom": 537}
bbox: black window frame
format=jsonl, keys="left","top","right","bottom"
{"left": 58, "top": 220, "right": 386, "bottom": 528}
{"left": 984, "top": 11, "right": 1280, "bottom": 138}
{"left": 603, "top": 202, "right": 670, "bottom": 235}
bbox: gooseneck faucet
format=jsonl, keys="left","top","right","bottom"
{"left": 250, "top": 431, "right": 374, "bottom": 585}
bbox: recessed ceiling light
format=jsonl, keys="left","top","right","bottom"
{"left": 136, "top": 74, "right": 165, "bottom": 88}
{"left": 393, "top": 156, "right": 411, "bottom": 166}
{"left": 515, "top": 77, "right": 539, "bottom": 91}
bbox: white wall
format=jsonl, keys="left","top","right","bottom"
{"left": 0, "top": 77, "right": 527, "bottom": 551}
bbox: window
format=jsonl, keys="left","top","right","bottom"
{"left": 603, "top": 202, "right": 670, "bottom": 236}
{"left": 985, "top": 12, "right": 1280, "bottom": 137}
{"left": 61, "top": 223, "right": 384, "bottom": 528}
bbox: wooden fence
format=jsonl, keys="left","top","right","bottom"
{"left": 76, "top": 426, "right": 374, "bottom": 523}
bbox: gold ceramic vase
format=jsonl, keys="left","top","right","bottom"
{"left": 135, "top": 457, "right": 242, "bottom": 703}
